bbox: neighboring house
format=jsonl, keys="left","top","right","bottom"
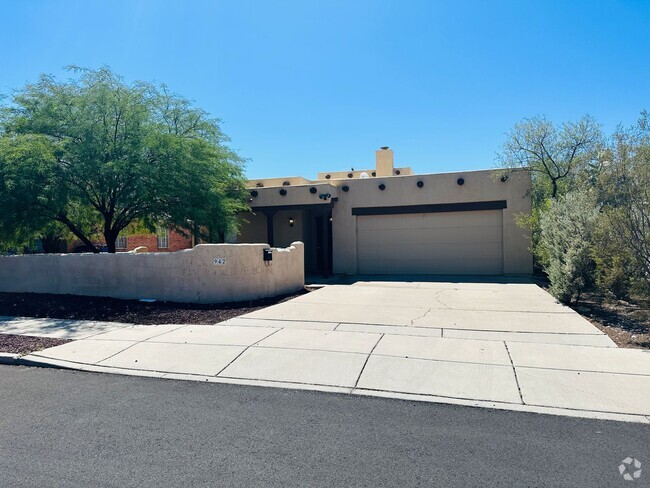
{"left": 70, "top": 228, "right": 193, "bottom": 253}
{"left": 236, "top": 147, "right": 533, "bottom": 277}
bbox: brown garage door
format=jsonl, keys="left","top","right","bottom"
{"left": 356, "top": 210, "right": 503, "bottom": 275}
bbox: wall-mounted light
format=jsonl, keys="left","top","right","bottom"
{"left": 329, "top": 217, "right": 333, "bottom": 223}
{"left": 319, "top": 193, "right": 332, "bottom": 200}
{"left": 288, "top": 217, "right": 294, "bottom": 227}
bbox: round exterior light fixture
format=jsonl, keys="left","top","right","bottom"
{"left": 378, "top": 183, "right": 386, "bottom": 191}
{"left": 309, "top": 186, "right": 317, "bottom": 194}
{"left": 457, "top": 178, "right": 465, "bottom": 186}
{"left": 288, "top": 217, "right": 294, "bottom": 227}
{"left": 417, "top": 180, "right": 424, "bottom": 188}
{"left": 279, "top": 189, "right": 287, "bottom": 196}
{"left": 342, "top": 185, "right": 350, "bottom": 192}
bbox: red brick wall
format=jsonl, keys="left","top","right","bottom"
{"left": 68, "top": 230, "right": 193, "bottom": 253}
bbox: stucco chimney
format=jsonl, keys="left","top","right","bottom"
{"left": 375, "top": 147, "right": 394, "bottom": 177}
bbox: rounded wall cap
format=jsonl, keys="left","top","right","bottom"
{"left": 457, "top": 177, "right": 465, "bottom": 186}
{"left": 279, "top": 189, "right": 288, "bottom": 196}
{"left": 416, "top": 180, "right": 424, "bottom": 188}
{"left": 378, "top": 183, "right": 386, "bottom": 191}
{"left": 342, "top": 185, "right": 350, "bottom": 192}
{"left": 309, "top": 186, "right": 318, "bottom": 194}
{"left": 250, "top": 190, "right": 259, "bottom": 197}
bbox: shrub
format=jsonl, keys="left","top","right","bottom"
{"left": 540, "top": 191, "right": 598, "bottom": 304}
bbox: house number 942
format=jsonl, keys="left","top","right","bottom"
{"left": 213, "top": 258, "right": 226, "bottom": 265}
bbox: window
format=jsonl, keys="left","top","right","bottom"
{"left": 157, "top": 227, "right": 169, "bottom": 249}
{"left": 115, "top": 235, "right": 127, "bottom": 250}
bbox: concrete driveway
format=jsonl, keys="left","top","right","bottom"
{"left": 9, "top": 280, "right": 650, "bottom": 423}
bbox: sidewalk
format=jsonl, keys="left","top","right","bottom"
{"left": 3, "top": 280, "right": 650, "bottom": 423}
{"left": 5, "top": 315, "right": 649, "bottom": 424}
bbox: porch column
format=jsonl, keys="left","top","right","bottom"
{"left": 321, "top": 212, "right": 330, "bottom": 278}
{"left": 264, "top": 210, "right": 276, "bottom": 247}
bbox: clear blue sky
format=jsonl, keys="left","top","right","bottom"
{"left": 1, "top": 0, "right": 649, "bottom": 179}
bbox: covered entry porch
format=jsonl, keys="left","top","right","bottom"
{"left": 238, "top": 201, "right": 335, "bottom": 278}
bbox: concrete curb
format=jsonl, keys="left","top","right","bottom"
{"left": 0, "top": 353, "right": 19, "bottom": 365}
{"left": 16, "top": 353, "right": 650, "bottom": 425}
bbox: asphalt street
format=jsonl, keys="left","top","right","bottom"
{"left": 0, "top": 365, "right": 648, "bottom": 487}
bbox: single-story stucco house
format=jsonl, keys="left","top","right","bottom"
{"left": 236, "top": 147, "right": 533, "bottom": 277}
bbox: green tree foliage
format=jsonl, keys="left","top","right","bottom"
{"left": 500, "top": 111, "right": 649, "bottom": 302}
{"left": 0, "top": 67, "right": 248, "bottom": 252}
{"left": 540, "top": 191, "right": 598, "bottom": 304}
{"left": 497, "top": 115, "right": 602, "bottom": 201}
{"left": 497, "top": 116, "right": 602, "bottom": 272}
{"left": 596, "top": 112, "right": 650, "bottom": 282}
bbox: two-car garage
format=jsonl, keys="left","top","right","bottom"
{"left": 355, "top": 207, "right": 505, "bottom": 275}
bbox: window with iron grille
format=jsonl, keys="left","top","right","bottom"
{"left": 115, "top": 235, "right": 128, "bottom": 250}
{"left": 157, "top": 227, "right": 169, "bottom": 249}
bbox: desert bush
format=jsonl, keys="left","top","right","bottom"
{"left": 540, "top": 191, "right": 598, "bottom": 304}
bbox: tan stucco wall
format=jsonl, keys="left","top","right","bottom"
{"left": 329, "top": 169, "right": 532, "bottom": 275}
{"left": 240, "top": 168, "right": 533, "bottom": 276}
{"left": 0, "top": 243, "right": 305, "bottom": 303}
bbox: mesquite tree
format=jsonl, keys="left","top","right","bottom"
{"left": 0, "top": 67, "right": 247, "bottom": 252}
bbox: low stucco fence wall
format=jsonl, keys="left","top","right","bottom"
{"left": 0, "top": 242, "right": 304, "bottom": 303}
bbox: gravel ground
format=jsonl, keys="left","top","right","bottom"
{"left": 0, "top": 333, "right": 70, "bottom": 354}
{"left": 0, "top": 290, "right": 308, "bottom": 325}
{"left": 533, "top": 277, "right": 650, "bottom": 350}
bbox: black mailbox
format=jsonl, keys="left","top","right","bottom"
{"left": 263, "top": 248, "right": 273, "bottom": 261}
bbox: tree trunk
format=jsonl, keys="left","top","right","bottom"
{"left": 104, "top": 225, "right": 118, "bottom": 254}
{"left": 56, "top": 214, "right": 99, "bottom": 253}
{"left": 551, "top": 178, "right": 559, "bottom": 199}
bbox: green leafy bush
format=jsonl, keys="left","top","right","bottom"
{"left": 540, "top": 191, "right": 598, "bottom": 304}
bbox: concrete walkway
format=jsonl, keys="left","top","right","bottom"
{"left": 4, "top": 280, "right": 650, "bottom": 423}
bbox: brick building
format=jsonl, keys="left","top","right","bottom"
{"left": 69, "top": 228, "right": 193, "bottom": 253}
